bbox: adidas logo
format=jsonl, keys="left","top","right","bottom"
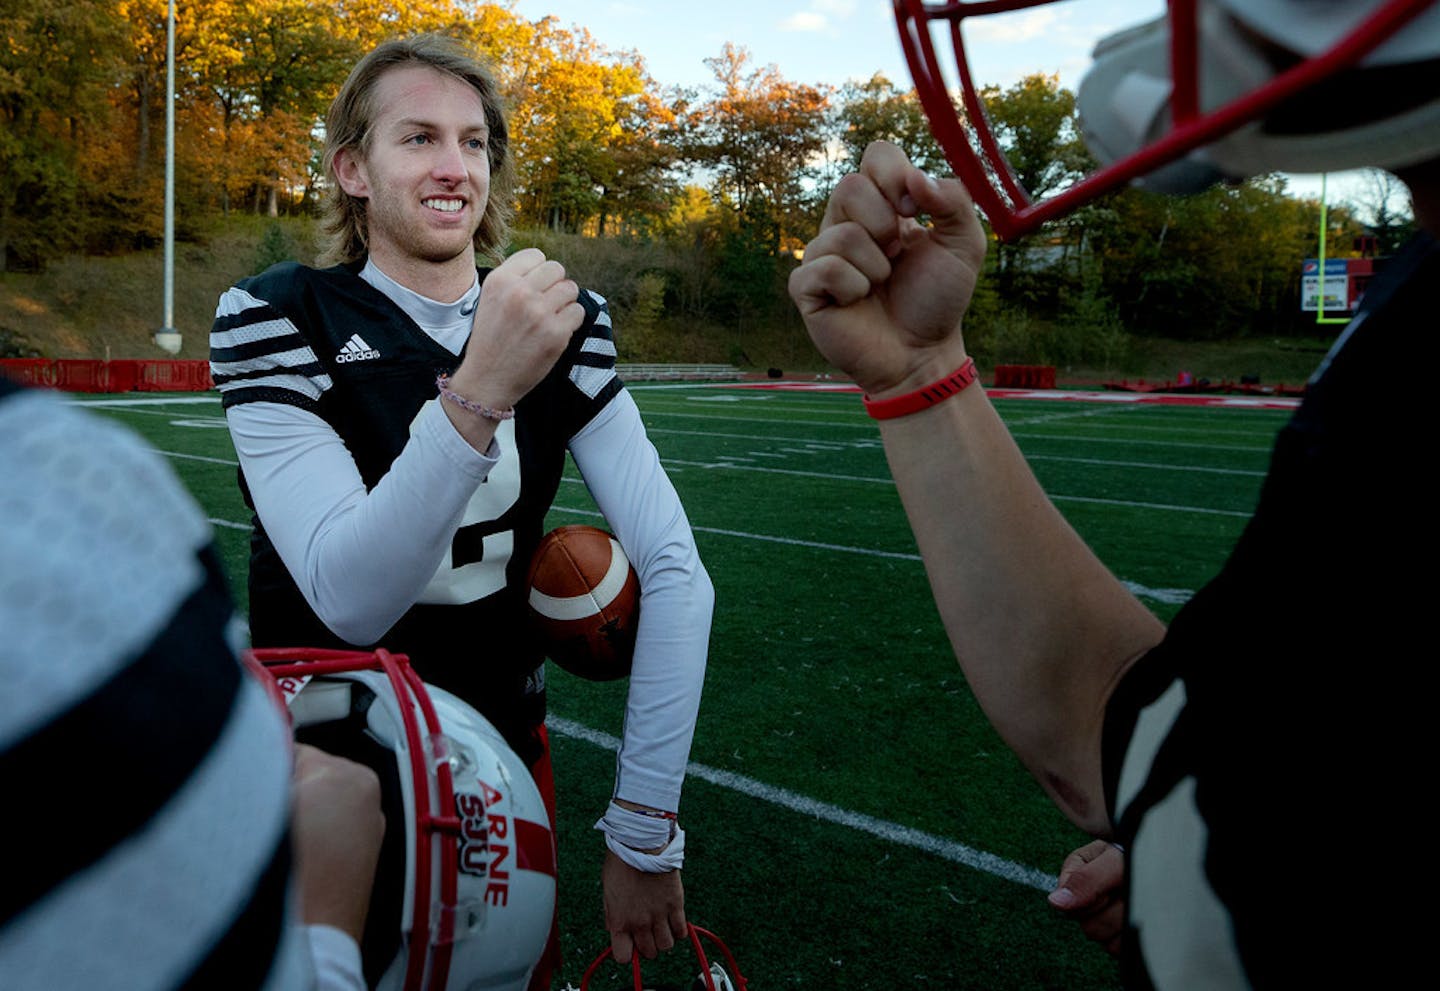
{"left": 336, "top": 334, "right": 381, "bottom": 363}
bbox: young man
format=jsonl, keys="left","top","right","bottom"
{"left": 209, "top": 34, "right": 713, "bottom": 984}
{"left": 792, "top": 1, "right": 1437, "bottom": 986}
{"left": 0, "top": 377, "right": 384, "bottom": 991}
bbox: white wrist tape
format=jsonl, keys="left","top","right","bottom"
{"left": 595, "top": 801, "right": 685, "bottom": 872}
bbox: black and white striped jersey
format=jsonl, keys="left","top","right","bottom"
{"left": 209, "top": 261, "right": 625, "bottom": 760}
{"left": 0, "top": 380, "right": 312, "bottom": 991}
{"left": 1102, "top": 234, "right": 1437, "bottom": 990}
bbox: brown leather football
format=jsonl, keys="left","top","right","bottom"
{"left": 526, "top": 525, "right": 640, "bottom": 681}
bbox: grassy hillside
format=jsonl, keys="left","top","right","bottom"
{"left": 0, "top": 217, "right": 307, "bottom": 362}
{"left": 1, "top": 216, "right": 1337, "bottom": 387}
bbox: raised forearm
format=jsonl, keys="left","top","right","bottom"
{"left": 879, "top": 383, "right": 1163, "bottom": 833}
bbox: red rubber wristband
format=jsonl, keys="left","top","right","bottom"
{"left": 862, "top": 357, "right": 978, "bottom": 420}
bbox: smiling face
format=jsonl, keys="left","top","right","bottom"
{"left": 332, "top": 64, "right": 492, "bottom": 296}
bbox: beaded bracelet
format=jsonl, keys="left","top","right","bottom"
{"left": 436, "top": 374, "right": 515, "bottom": 422}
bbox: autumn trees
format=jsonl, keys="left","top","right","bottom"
{"left": 2, "top": 0, "right": 129, "bottom": 268}
{"left": 2, "top": 0, "right": 1386, "bottom": 351}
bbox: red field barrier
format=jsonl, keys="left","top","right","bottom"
{"left": 993, "top": 364, "right": 1057, "bottom": 389}
{"left": 0, "top": 358, "right": 60, "bottom": 387}
{"left": 0, "top": 359, "right": 213, "bottom": 393}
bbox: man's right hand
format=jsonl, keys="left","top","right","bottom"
{"left": 451, "top": 247, "right": 585, "bottom": 411}
{"left": 787, "top": 140, "right": 987, "bottom": 400}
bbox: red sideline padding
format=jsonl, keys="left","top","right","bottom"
{"left": 0, "top": 358, "right": 59, "bottom": 387}
{"left": 139, "top": 360, "right": 212, "bottom": 391}
{"left": 993, "top": 364, "right": 1056, "bottom": 389}
{"left": 1104, "top": 377, "right": 1306, "bottom": 397}
{"left": 55, "top": 359, "right": 110, "bottom": 393}
{"left": 106, "top": 360, "right": 142, "bottom": 393}
{"left": 0, "top": 359, "right": 213, "bottom": 393}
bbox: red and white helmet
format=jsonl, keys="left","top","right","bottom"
{"left": 246, "top": 648, "right": 556, "bottom": 991}
{"left": 894, "top": 0, "right": 1440, "bottom": 239}
{"left": 579, "top": 925, "right": 748, "bottom": 991}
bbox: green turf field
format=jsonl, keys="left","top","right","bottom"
{"left": 76, "top": 385, "right": 1289, "bottom": 990}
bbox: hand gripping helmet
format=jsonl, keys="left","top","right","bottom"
{"left": 578, "top": 925, "right": 748, "bottom": 991}
{"left": 245, "top": 648, "right": 557, "bottom": 991}
{"left": 894, "top": 0, "right": 1440, "bottom": 239}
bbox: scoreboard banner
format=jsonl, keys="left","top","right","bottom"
{"left": 1300, "top": 257, "right": 1374, "bottom": 313}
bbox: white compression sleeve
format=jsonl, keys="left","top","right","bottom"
{"left": 570, "top": 391, "right": 713, "bottom": 813}
{"left": 226, "top": 398, "right": 498, "bottom": 644}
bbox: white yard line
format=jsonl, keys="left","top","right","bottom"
{"left": 646, "top": 423, "right": 1271, "bottom": 455}
{"left": 547, "top": 502, "right": 1198, "bottom": 603}
{"left": 156, "top": 449, "right": 239, "bottom": 466}
{"left": 548, "top": 716, "right": 1058, "bottom": 892}
{"left": 69, "top": 396, "right": 217, "bottom": 407}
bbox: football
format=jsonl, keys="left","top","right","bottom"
{"left": 526, "top": 525, "right": 640, "bottom": 681}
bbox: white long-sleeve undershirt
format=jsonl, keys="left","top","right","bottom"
{"left": 223, "top": 261, "right": 711, "bottom": 812}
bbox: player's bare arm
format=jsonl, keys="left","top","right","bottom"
{"left": 290, "top": 744, "right": 386, "bottom": 942}
{"left": 791, "top": 141, "right": 1164, "bottom": 836}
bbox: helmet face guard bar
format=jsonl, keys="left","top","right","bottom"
{"left": 246, "top": 647, "right": 460, "bottom": 991}
{"left": 893, "top": 0, "right": 1436, "bottom": 240}
{"left": 579, "top": 924, "right": 749, "bottom": 991}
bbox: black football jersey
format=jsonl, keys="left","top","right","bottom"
{"left": 210, "top": 261, "right": 622, "bottom": 753}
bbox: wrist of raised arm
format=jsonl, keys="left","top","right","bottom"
{"left": 860, "top": 338, "right": 971, "bottom": 403}
{"left": 443, "top": 363, "right": 521, "bottom": 411}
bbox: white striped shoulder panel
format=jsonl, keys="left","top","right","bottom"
{"left": 0, "top": 681, "right": 299, "bottom": 990}
{"left": 210, "top": 286, "right": 333, "bottom": 404}
{"left": 570, "top": 289, "right": 617, "bottom": 399}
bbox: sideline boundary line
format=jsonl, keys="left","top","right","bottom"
{"left": 548, "top": 503, "right": 1196, "bottom": 605}
{"left": 547, "top": 716, "right": 1057, "bottom": 892}
{"left": 696, "top": 381, "right": 1302, "bottom": 410}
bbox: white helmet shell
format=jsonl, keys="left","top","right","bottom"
{"left": 252, "top": 648, "right": 557, "bottom": 991}
{"left": 1214, "top": 0, "right": 1440, "bottom": 64}
{"left": 1078, "top": 0, "right": 1440, "bottom": 187}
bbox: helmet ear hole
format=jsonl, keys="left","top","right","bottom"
{"left": 294, "top": 691, "right": 409, "bottom": 988}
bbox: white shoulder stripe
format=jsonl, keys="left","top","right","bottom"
{"left": 213, "top": 343, "right": 326, "bottom": 376}
{"left": 214, "top": 371, "right": 329, "bottom": 402}
{"left": 1130, "top": 777, "right": 1248, "bottom": 988}
{"left": 211, "top": 317, "right": 305, "bottom": 350}
{"left": 580, "top": 336, "right": 617, "bottom": 358}
{"left": 1116, "top": 679, "right": 1186, "bottom": 819}
{"left": 213, "top": 285, "right": 272, "bottom": 319}
{"left": 570, "top": 365, "right": 617, "bottom": 399}
{"left": 0, "top": 682, "right": 295, "bottom": 990}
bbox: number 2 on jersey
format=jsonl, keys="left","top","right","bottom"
{"left": 419, "top": 414, "right": 522, "bottom": 604}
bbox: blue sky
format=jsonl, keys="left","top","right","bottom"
{"left": 510, "top": 0, "right": 1159, "bottom": 93}
{"left": 507, "top": 1, "right": 1389, "bottom": 216}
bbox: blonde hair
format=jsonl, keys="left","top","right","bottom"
{"left": 319, "top": 34, "right": 515, "bottom": 266}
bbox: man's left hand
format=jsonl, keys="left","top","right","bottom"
{"left": 601, "top": 850, "right": 687, "bottom": 964}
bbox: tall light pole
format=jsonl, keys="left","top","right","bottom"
{"left": 153, "top": 0, "right": 182, "bottom": 355}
